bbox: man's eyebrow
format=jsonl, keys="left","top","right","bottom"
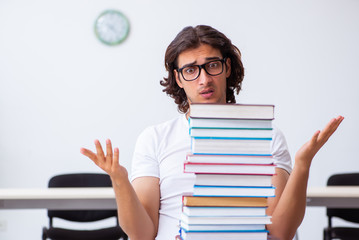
{"left": 179, "top": 57, "right": 221, "bottom": 69}
{"left": 205, "top": 56, "right": 221, "bottom": 61}
{"left": 180, "top": 61, "right": 196, "bottom": 69}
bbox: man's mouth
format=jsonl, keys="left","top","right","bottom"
{"left": 200, "top": 88, "right": 214, "bottom": 98}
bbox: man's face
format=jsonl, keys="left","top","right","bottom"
{"left": 175, "top": 44, "right": 231, "bottom": 108}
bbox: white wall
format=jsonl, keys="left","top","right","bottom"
{"left": 1, "top": 0, "right": 358, "bottom": 239}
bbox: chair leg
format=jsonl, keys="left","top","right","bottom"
{"left": 42, "top": 227, "right": 47, "bottom": 240}
{"left": 323, "top": 228, "right": 330, "bottom": 240}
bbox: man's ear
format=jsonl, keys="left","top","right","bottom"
{"left": 174, "top": 69, "right": 184, "bottom": 88}
{"left": 225, "top": 58, "right": 231, "bottom": 78}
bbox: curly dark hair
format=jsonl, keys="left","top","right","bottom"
{"left": 160, "top": 25, "right": 244, "bottom": 114}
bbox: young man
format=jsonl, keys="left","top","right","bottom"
{"left": 81, "top": 25, "right": 344, "bottom": 240}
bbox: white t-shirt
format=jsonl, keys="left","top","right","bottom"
{"left": 130, "top": 115, "right": 292, "bottom": 240}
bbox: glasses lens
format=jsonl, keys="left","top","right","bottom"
{"left": 205, "top": 60, "right": 223, "bottom": 76}
{"left": 182, "top": 66, "right": 200, "bottom": 81}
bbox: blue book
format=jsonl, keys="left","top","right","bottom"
{"left": 180, "top": 222, "right": 266, "bottom": 232}
{"left": 180, "top": 226, "right": 268, "bottom": 240}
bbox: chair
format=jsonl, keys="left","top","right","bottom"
{"left": 323, "top": 173, "right": 359, "bottom": 240}
{"left": 42, "top": 173, "right": 128, "bottom": 240}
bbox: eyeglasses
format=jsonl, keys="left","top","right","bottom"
{"left": 177, "top": 58, "right": 227, "bottom": 81}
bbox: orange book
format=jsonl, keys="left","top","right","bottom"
{"left": 182, "top": 196, "right": 268, "bottom": 207}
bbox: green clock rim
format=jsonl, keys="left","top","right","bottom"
{"left": 94, "top": 9, "right": 130, "bottom": 46}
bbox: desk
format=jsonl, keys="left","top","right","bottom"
{"left": 0, "top": 188, "right": 117, "bottom": 210}
{"left": 306, "top": 186, "right": 359, "bottom": 208}
{"left": 1, "top": 187, "right": 359, "bottom": 210}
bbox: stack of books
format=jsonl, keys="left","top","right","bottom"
{"left": 179, "top": 103, "right": 276, "bottom": 240}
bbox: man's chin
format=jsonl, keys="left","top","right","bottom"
{"left": 199, "top": 97, "right": 225, "bottom": 104}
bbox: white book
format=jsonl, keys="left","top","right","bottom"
{"left": 189, "top": 128, "right": 273, "bottom": 139}
{"left": 189, "top": 117, "right": 272, "bottom": 129}
{"left": 189, "top": 103, "right": 275, "bottom": 120}
{"left": 191, "top": 138, "right": 271, "bottom": 155}
{"left": 181, "top": 213, "right": 272, "bottom": 225}
{"left": 182, "top": 206, "right": 267, "bottom": 217}
{"left": 195, "top": 174, "right": 273, "bottom": 187}
{"left": 192, "top": 185, "right": 275, "bottom": 197}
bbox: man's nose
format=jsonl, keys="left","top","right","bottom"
{"left": 197, "top": 68, "right": 212, "bottom": 85}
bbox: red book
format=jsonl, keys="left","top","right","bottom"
{"left": 183, "top": 162, "right": 275, "bottom": 175}
{"left": 186, "top": 154, "right": 274, "bottom": 165}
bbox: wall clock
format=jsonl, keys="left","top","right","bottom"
{"left": 94, "top": 10, "right": 130, "bottom": 46}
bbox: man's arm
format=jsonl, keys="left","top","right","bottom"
{"left": 81, "top": 139, "right": 160, "bottom": 240}
{"left": 266, "top": 116, "right": 344, "bottom": 240}
{"left": 113, "top": 176, "right": 160, "bottom": 240}
{"left": 266, "top": 166, "right": 307, "bottom": 240}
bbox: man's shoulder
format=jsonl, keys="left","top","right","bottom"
{"left": 272, "top": 124, "right": 285, "bottom": 139}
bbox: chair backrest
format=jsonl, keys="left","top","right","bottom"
{"left": 327, "top": 173, "right": 359, "bottom": 224}
{"left": 48, "top": 173, "right": 117, "bottom": 223}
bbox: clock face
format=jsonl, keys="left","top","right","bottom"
{"left": 94, "top": 10, "right": 130, "bottom": 46}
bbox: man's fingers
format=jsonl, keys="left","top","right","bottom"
{"left": 113, "top": 147, "right": 120, "bottom": 167}
{"left": 83, "top": 139, "right": 120, "bottom": 172}
{"left": 80, "top": 148, "right": 98, "bottom": 163}
{"left": 310, "top": 130, "right": 321, "bottom": 145}
{"left": 318, "top": 116, "right": 344, "bottom": 143}
{"left": 326, "top": 116, "right": 343, "bottom": 137}
{"left": 106, "top": 139, "right": 113, "bottom": 156}
{"left": 94, "top": 139, "right": 105, "bottom": 159}
{"left": 106, "top": 139, "right": 113, "bottom": 164}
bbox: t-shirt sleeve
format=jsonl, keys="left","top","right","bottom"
{"left": 271, "top": 125, "right": 292, "bottom": 174}
{"left": 130, "top": 126, "right": 160, "bottom": 182}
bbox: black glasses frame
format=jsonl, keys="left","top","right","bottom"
{"left": 177, "top": 58, "right": 227, "bottom": 81}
